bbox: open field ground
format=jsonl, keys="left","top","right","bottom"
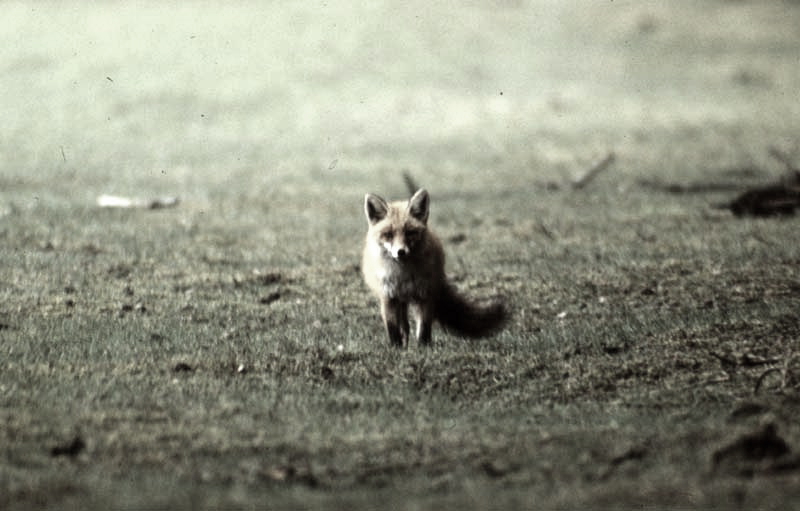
{"left": 3, "top": 1, "right": 800, "bottom": 509}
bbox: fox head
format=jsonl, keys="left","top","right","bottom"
{"left": 364, "top": 188, "right": 429, "bottom": 261}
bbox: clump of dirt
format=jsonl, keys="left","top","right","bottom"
{"left": 725, "top": 176, "right": 800, "bottom": 217}
{"left": 51, "top": 435, "right": 86, "bottom": 458}
{"left": 712, "top": 423, "right": 799, "bottom": 477}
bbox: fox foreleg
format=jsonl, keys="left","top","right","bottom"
{"left": 381, "top": 298, "right": 410, "bottom": 348}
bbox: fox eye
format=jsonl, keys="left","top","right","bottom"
{"left": 381, "top": 229, "right": 394, "bottom": 241}
{"left": 405, "top": 228, "right": 421, "bottom": 242}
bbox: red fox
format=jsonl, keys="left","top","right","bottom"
{"left": 361, "top": 189, "right": 507, "bottom": 347}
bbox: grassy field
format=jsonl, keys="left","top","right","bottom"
{"left": 3, "top": 1, "right": 800, "bottom": 509}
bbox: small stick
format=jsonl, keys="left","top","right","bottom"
{"left": 572, "top": 151, "right": 615, "bottom": 190}
{"left": 754, "top": 367, "right": 782, "bottom": 394}
{"left": 710, "top": 351, "right": 738, "bottom": 367}
{"left": 768, "top": 146, "right": 799, "bottom": 174}
{"left": 97, "top": 194, "right": 180, "bottom": 209}
{"left": 537, "top": 221, "right": 556, "bottom": 241}
{"left": 402, "top": 170, "right": 420, "bottom": 195}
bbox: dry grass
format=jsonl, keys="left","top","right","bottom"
{"left": 3, "top": 1, "right": 800, "bottom": 509}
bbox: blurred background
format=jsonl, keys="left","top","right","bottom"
{"left": 2, "top": 1, "right": 799, "bottom": 204}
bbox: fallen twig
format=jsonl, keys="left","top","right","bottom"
{"left": 572, "top": 152, "right": 615, "bottom": 190}
{"left": 402, "top": 171, "right": 420, "bottom": 196}
{"left": 639, "top": 180, "right": 743, "bottom": 194}
{"left": 754, "top": 367, "right": 783, "bottom": 394}
{"left": 536, "top": 221, "right": 556, "bottom": 241}
{"left": 768, "top": 146, "right": 799, "bottom": 175}
{"left": 754, "top": 352, "right": 800, "bottom": 394}
{"left": 710, "top": 351, "right": 738, "bottom": 367}
{"left": 97, "top": 194, "right": 180, "bottom": 209}
{"left": 711, "top": 350, "right": 780, "bottom": 368}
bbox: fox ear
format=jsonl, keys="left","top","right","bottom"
{"left": 365, "top": 194, "right": 389, "bottom": 224}
{"left": 408, "top": 189, "right": 429, "bottom": 224}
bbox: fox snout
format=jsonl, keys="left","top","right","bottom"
{"left": 386, "top": 241, "right": 409, "bottom": 261}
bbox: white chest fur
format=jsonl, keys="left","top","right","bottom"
{"left": 380, "top": 267, "right": 428, "bottom": 300}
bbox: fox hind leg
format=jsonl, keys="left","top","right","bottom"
{"left": 381, "top": 298, "right": 410, "bottom": 348}
{"left": 411, "top": 302, "right": 434, "bottom": 346}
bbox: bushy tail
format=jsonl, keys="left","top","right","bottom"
{"left": 436, "top": 283, "right": 507, "bottom": 339}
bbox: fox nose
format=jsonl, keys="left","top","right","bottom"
{"left": 395, "top": 247, "right": 407, "bottom": 259}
